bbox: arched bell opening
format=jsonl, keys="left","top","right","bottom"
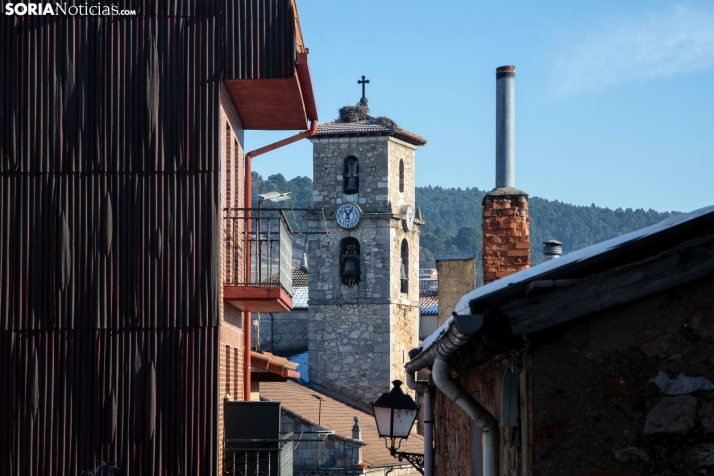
{"left": 343, "top": 156, "right": 359, "bottom": 195}
{"left": 400, "top": 239, "right": 409, "bottom": 294}
{"left": 340, "top": 237, "right": 361, "bottom": 285}
{"left": 399, "top": 159, "right": 405, "bottom": 193}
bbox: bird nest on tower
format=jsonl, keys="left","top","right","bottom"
{"left": 336, "top": 103, "right": 399, "bottom": 128}
{"left": 337, "top": 104, "right": 370, "bottom": 122}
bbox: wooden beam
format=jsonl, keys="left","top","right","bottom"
{"left": 502, "top": 234, "right": 714, "bottom": 335}
{"left": 524, "top": 279, "right": 581, "bottom": 296}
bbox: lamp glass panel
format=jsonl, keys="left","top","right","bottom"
{"left": 373, "top": 406, "right": 393, "bottom": 438}
{"left": 391, "top": 408, "right": 417, "bottom": 438}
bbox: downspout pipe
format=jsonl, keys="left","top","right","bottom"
{"left": 432, "top": 358, "right": 499, "bottom": 476}
{"left": 405, "top": 313, "right": 500, "bottom": 476}
{"left": 406, "top": 372, "right": 434, "bottom": 476}
{"left": 242, "top": 120, "right": 318, "bottom": 401}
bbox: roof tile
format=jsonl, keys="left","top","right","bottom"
{"left": 316, "top": 118, "right": 427, "bottom": 146}
{"left": 420, "top": 290, "right": 438, "bottom": 315}
{"left": 261, "top": 380, "right": 423, "bottom": 467}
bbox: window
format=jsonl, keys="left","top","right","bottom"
{"left": 340, "top": 237, "right": 361, "bottom": 285}
{"left": 225, "top": 345, "right": 231, "bottom": 397}
{"left": 344, "top": 156, "right": 359, "bottom": 195}
{"left": 400, "top": 239, "right": 409, "bottom": 293}
{"left": 399, "top": 159, "right": 405, "bottom": 193}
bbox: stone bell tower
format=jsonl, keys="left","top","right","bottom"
{"left": 306, "top": 84, "right": 427, "bottom": 404}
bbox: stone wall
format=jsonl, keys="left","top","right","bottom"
{"left": 310, "top": 135, "right": 417, "bottom": 215}
{"left": 433, "top": 352, "right": 524, "bottom": 476}
{"left": 280, "top": 411, "right": 364, "bottom": 474}
{"left": 528, "top": 273, "right": 714, "bottom": 475}
{"left": 308, "top": 302, "right": 392, "bottom": 404}
{"left": 252, "top": 309, "right": 308, "bottom": 355}
{"left": 433, "top": 273, "right": 714, "bottom": 476}
{"left": 482, "top": 189, "right": 529, "bottom": 284}
{"left": 307, "top": 135, "right": 420, "bottom": 404}
{"left": 436, "top": 252, "right": 477, "bottom": 326}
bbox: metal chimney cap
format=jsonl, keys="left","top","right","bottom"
{"left": 543, "top": 239, "right": 563, "bottom": 260}
{"left": 496, "top": 65, "right": 516, "bottom": 73}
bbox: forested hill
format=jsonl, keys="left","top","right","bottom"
{"left": 416, "top": 185, "right": 677, "bottom": 267}
{"left": 251, "top": 173, "right": 678, "bottom": 269}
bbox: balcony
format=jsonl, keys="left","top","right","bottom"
{"left": 224, "top": 401, "right": 293, "bottom": 476}
{"left": 223, "top": 208, "right": 294, "bottom": 313}
{"left": 222, "top": 0, "right": 318, "bottom": 130}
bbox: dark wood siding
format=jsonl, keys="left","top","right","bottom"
{"left": 0, "top": 172, "right": 220, "bottom": 329}
{"left": 0, "top": 327, "right": 219, "bottom": 476}
{"left": 223, "top": 0, "right": 297, "bottom": 80}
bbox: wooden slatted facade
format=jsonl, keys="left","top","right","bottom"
{"left": 0, "top": 1, "right": 317, "bottom": 474}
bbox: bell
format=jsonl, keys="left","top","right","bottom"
{"left": 400, "top": 263, "right": 408, "bottom": 282}
{"left": 343, "top": 258, "right": 359, "bottom": 275}
{"left": 345, "top": 176, "right": 358, "bottom": 194}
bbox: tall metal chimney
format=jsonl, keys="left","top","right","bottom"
{"left": 482, "top": 64, "right": 529, "bottom": 285}
{"left": 496, "top": 65, "right": 516, "bottom": 188}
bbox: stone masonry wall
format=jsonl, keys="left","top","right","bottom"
{"left": 390, "top": 303, "right": 420, "bottom": 387}
{"left": 251, "top": 309, "right": 308, "bottom": 354}
{"left": 280, "top": 410, "right": 364, "bottom": 474}
{"left": 482, "top": 191, "right": 529, "bottom": 284}
{"left": 387, "top": 137, "right": 417, "bottom": 213}
{"left": 436, "top": 257, "right": 477, "bottom": 326}
{"left": 307, "top": 135, "right": 420, "bottom": 404}
{"left": 308, "top": 302, "right": 392, "bottom": 404}
{"left": 310, "top": 136, "right": 416, "bottom": 215}
{"left": 527, "top": 274, "right": 714, "bottom": 476}
{"left": 307, "top": 220, "right": 393, "bottom": 302}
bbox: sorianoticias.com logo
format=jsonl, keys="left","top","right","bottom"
{"left": 4, "top": 3, "right": 136, "bottom": 15}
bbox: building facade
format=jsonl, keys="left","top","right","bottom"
{"left": 406, "top": 206, "right": 714, "bottom": 476}
{"left": 0, "top": 1, "right": 317, "bottom": 474}
{"left": 306, "top": 104, "right": 426, "bottom": 404}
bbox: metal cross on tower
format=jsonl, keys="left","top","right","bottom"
{"left": 358, "top": 75, "right": 370, "bottom": 102}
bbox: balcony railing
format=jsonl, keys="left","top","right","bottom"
{"left": 223, "top": 208, "right": 293, "bottom": 297}
{"left": 224, "top": 435, "right": 294, "bottom": 476}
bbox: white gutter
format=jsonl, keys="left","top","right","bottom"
{"left": 405, "top": 372, "right": 434, "bottom": 476}
{"left": 432, "top": 358, "right": 499, "bottom": 476}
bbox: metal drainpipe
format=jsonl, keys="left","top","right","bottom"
{"left": 406, "top": 372, "right": 433, "bottom": 476}
{"left": 431, "top": 358, "right": 499, "bottom": 476}
{"left": 242, "top": 120, "right": 318, "bottom": 401}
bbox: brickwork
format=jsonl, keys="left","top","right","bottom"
{"left": 307, "top": 135, "right": 421, "bottom": 404}
{"left": 217, "top": 100, "right": 246, "bottom": 476}
{"left": 482, "top": 190, "right": 530, "bottom": 284}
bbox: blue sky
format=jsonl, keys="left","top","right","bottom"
{"left": 246, "top": 0, "right": 714, "bottom": 213}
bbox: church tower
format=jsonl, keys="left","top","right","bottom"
{"left": 306, "top": 84, "right": 426, "bottom": 404}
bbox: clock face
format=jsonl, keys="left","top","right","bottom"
{"left": 405, "top": 206, "right": 414, "bottom": 231}
{"left": 336, "top": 203, "right": 361, "bottom": 229}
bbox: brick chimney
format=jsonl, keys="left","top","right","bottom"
{"left": 482, "top": 66, "right": 530, "bottom": 285}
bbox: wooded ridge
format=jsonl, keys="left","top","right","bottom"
{"left": 252, "top": 173, "right": 678, "bottom": 275}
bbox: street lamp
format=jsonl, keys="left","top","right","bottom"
{"left": 372, "top": 380, "right": 424, "bottom": 474}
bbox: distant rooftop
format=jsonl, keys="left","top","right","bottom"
{"left": 261, "top": 380, "right": 423, "bottom": 468}
{"left": 419, "top": 290, "right": 438, "bottom": 316}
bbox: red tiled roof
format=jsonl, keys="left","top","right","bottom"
{"left": 260, "top": 380, "right": 423, "bottom": 467}
{"left": 316, "top": 118, "right": 427, "bottom": 146}
{"left": 419, "top": 290, "right": 438, "bottom": 315}
{"left": 292, "top": 266, "right": 309, "bottom": 287}
{"left": 251, "top": 351, "right": 300, "bottom": 379}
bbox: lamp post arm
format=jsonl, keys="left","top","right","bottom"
{"left": 390, "top": 448, "right": 425, "bottom": 475}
